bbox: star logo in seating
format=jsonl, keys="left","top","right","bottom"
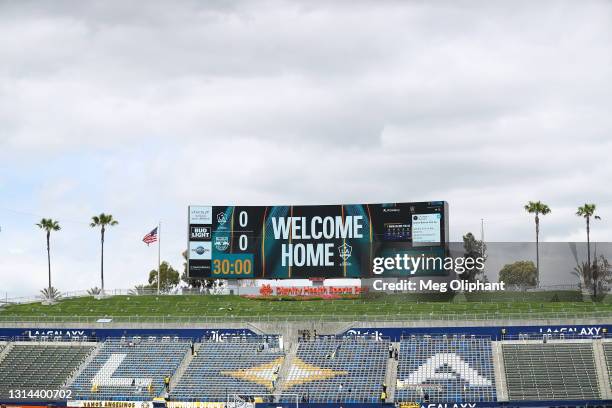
{"left": 283, "top": 358, "right": 348, "bottom": 389}
{"left": 221, "top": 357, "right": 285, "bottom": 390}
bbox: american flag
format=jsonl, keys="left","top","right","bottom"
{"left": 142, "top": 227, "right": 158, "bottom": 245}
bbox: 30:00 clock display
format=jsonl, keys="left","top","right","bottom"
{"left": 212, "top": 258, "right": 253, "bottom": 276}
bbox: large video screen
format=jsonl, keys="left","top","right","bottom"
{"left": 187, "top": 201, "right": 448, "bottom": 279}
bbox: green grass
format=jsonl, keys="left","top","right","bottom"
{"left": 1, "top": 292, "right": 612, "bottom": 322}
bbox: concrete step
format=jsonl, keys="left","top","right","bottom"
{"left": 274, "top": 342, "right": 299, "bottom": 400}
{"left": 63, "top": 342, "right": 101, "bottom": 389}
{"left": 385, "top": 342, "right": 399, "bottom": 402}
{"left": 0, "top": 342, "right": 14, "bottom": 364}
{"left": 592, "top": 339, "right": 612, "bottom": 399}
{"left": 492, "top": 341, "right": 508, "bottom": 401}
{"left": 168, "top": 343, "right": 198, "bottom": 395}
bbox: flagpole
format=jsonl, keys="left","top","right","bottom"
{"left": 157, "top": 221, "right": 161, "bottom": 295}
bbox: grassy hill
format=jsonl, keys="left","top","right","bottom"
{"left": 1, "top": 292, "right": 612, "bottom": 323}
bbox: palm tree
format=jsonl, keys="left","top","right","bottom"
{"left": 524, "top": 201, "right": 551, "bottom": 287}
{"left": 36, "top": 218, "right": 61, "bottom": 301}
{"left": 576, "top": 203, "right": 601, "bottom": 297}
{"left": 90, "top": 213, "right": 118, "bottom": 295}
{"left": 40, "top": 286, "right": 62, "bottom": 301}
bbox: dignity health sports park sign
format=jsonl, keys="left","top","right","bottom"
{"left": 187, "top": 202, "right": 448, "bottom": 279}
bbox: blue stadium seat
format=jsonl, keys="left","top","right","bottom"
{"left": 69, "top": 337, "right": 190, "bottom": 401}
{"left": 395, "top": 336, "right": 496, "bottom": 402}
{"left": 282, "top": 337, "right": 389, "bottom": 403}
{"left": 171, "top": 336, "right": 284, "bottom": 401}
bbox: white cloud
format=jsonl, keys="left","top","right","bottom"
{"left": 1, "top": 0, "right": 612, "bottom": 296}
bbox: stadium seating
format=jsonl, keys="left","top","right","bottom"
{"left": 1, "top": 333, "right": 611, "bottom": 404}
{"left": 69, "top": 337, "right": 190, "bottom": 401}
{"left": 502, "top": 342, "right": 600, "bottom": 400}
{"left": 282, "top": 337, "right": 389, "bottom": 403}
{"left": 171, "top": 336, "right": 284, "bottom": 401}
{"left": 395, "top": 336, "right": 496, "bottom": 403}
{"left": 0, "top": 342, "right": 94, "bottom": 399}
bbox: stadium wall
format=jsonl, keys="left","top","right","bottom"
{"left": 0, "top": 323, "right": 611, "bottom": 341}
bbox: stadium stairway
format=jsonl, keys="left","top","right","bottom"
{"left": 169, "top": 343, "right": 199, "bottom": 391}
{"left": 0, "top": 341, "right": 12, "bottom": 363}
{"left": 282, "top": 336, "right": 389, "bottom": 402}
{"left": 491, "top": 341, "right": 509, "bottom": 401}
{"left": 592, "top": 339, "right": 612, "bottom": 399}
{"left": 384, "top": 341, "right": 399, "bottom": 402}
{"left": 63, "top": 342, "right": 101, "bottom": 388}
{"left": 273, "top": 341, "right": 299, "bottom": 400}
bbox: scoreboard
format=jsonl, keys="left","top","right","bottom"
{"left": 187, "top": 201, "right": 448, "bottom": 279}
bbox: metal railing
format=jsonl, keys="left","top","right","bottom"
{"left": 2, "top": 284, "right": 605, "bottom": 306}
{"left": 0, "top": 310, "right": 611, "bottom": 324}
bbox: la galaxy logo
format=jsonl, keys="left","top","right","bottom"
{"left": 339, "top": 242, "right": 352, "bottom": 261}
{"left": 217, "top": 212, "right": 227, "bottom": 225}
{"left": 538, "top": 326, "right": 604, "bottom": 336}
{"left": 26, "top": 329, "right": 86, "bottom": 339}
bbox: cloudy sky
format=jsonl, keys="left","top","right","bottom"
{"left": 1, "top": 1, "right": 612, "bottom": 297}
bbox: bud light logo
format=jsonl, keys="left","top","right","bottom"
{"left": 190, "top": 226, "right": 211, "bottom": 241}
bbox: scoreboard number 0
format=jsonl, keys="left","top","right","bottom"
{"left": 239, "top": 210, "right": 248, "bottom": 251}
{"left": 239, "top": 235, "right": 248, "bottom": 251}
{"left": 239, "top": 211, "right": 248, "bottom": 227}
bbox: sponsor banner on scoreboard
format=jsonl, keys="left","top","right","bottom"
{"left": 189, "top": 241, "right": 212, "bottom": 260}
{"left": 187, "top": 202, "right": 448, "bottom": 279}
{"left": 189, "top": 206, "right": 212, "bottom": 224}
{"left": 190, "top": 226, "right": 211, "bottom": 241}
